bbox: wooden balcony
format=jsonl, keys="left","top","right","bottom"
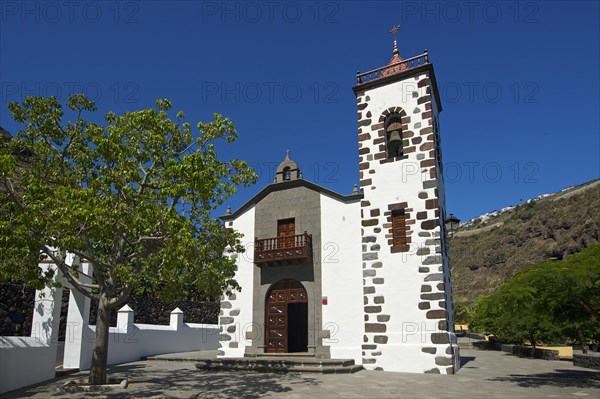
{"left": 254, "top": 233, "right": 312, "bottom": 266}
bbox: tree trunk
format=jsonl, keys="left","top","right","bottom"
{"left": 89, "top": 295, "right": 110, "bottom": 385}
{"left": 577, "top": 325, "right": 588, "bottom": 354}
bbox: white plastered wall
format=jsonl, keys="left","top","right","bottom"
{"left": 219, "top": 205, "right": 256, "bottom": 357}
{"left": 319, "top": 193, "right": 363, "bottom": 363}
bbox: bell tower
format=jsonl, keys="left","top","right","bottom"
{"left": 352, "top": 27, "right": 460, "bottom": 374}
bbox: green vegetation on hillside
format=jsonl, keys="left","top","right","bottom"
{"left": 469, "top": 243, "right": 600, "bottom": 349}
{"left": 451, "top": 181, "right": 600, "bottom": 309}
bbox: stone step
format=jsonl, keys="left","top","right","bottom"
{"left": 297, "top": 365, "right": 364, "bottom": 374}
{"left": 237, "top": 357, "right": 356, "bottom": 367}
{"left": 195, "top": 358, "right": 363, "bottom": 374}
{"left": 251, "top": 352, "right": 314, "bottom": 357}
{"left": 55, "top": 367, "right": 79, "bottom": 378}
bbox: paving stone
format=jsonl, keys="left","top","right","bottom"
{"left": 5, "top": 349, "right": 600, "bottom": 399}
{"left": 2, "top": 345, "right": 600, "bottom": 399}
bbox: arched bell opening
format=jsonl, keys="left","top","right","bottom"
{"left": 265, "top": 278, "right": 308, "bottom": 353}
{"left": 385, "top": 114, "right": 404, "bottom": 158}
{"left": 283, "top": 166, "right": 291, "bottom": 181}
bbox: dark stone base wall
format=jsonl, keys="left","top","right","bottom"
{"left": 89, "top": 296, "right": 219, "bottom": 326}
{"left": 0, "top": 283, "right": 35, "bottom": 337}
{"left": 573, "top": 354, "right": 600, "bottom": 370}
{"left": 500, "top": 344, "right": 560, "bottom": 360}
{"left": 1, "top": 283, "right": 218, "bottom": 340}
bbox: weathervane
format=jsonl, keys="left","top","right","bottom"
{"left": 390, "top": 25, "right": 400, "bottom": 54}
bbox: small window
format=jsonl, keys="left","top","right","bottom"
{"left": 391, "top": 209, "right": 407, "bottom": 246}
{"left": 385, "top": 115, "right": 403, "bottom": 158}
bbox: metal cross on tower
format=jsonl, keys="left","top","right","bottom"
{"left": 390, "top": 25, "right": 400, "bottom": 53}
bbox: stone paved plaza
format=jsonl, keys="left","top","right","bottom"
{"left": 3, "top": 348, "right": 599, "bottom": 398}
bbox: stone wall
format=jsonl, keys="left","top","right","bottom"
{"left": 88, "top": 295, "right": 219, "bottom": 326}
{"left": 500, "top": 344, "right": 560, "bottom": 360}
{"left": 1, "top": 283, "right": 218, "bottom": 338}
{"left": 573, "top": 353, "right": 600, "bottom": 370}
{"left": 248, "top": 185, "right": 326, "bottom": 357}
{"left": 0, "top": 283, "right": 35, "bottom": 336}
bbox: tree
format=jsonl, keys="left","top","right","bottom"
{"left": 470, "top": 273, "right": 562, "bottom": 348}
{"left": 471, "top": 243, "right": 600, "bottom": 349}
{"left": 521, "top": 244, "right": 600, "bottom": 352}
{"left": 0, "top": 95, "right": 257, "bottom": 384}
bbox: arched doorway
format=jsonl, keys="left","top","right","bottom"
{"left": 265, "top": 279, "right": 308, "bottom": 353}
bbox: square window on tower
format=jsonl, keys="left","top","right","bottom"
{"left": 389, "top": 208, "right": 411, "bottom": 253}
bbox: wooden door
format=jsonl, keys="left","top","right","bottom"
{"left": 278, "top": 218, "right": 295, "bottom": 249}
{"left": 265, "top": 279, "right": 308, "bottom": 353}
{"left": 266, "top": 289, "right": 288, "bottom": 353}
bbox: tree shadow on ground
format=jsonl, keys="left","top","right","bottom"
{"left": 55, "top": 362, "right": 324, "bottom": 399}
{"left": 488, "top": 369, "right": 600, "bottom": 389}
{"left": 4, "top": 361, "right": 324, "bottom": 399}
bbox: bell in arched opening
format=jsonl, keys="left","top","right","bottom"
{"left": 283, "top": 167, "right": 291, "bottom": 181}
{"left": 386, "top": 119, "right": 403, "bottom": 157}
{"left": 275, "top": 149, "right": 302, "bottom": 183}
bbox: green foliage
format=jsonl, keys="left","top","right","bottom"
{"left": 0, "top": 95, "right": 257, "bottom": 303}
{"left": 453, "top": 301, "right": 475, "bottom": 325}
{"left": 470, "top": 243, "right": 600, "bottom": 346}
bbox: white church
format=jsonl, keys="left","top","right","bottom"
{"left": 217, "top": 33, "right": 460, "bottom": 374}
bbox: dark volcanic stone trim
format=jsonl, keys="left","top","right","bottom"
{"left": 425, "top": 368, "right": 440, "bottom": 374}
{"left": 431, "top": 333, "right": 449, "bottom": 344}
{"left": 435, "top": 357, "right": 453, "bottom": 366}
{"left": 374, "top": 335, "right": 388, "bottom": 344}
{"left": 426, "top": 309, "right": 447, "bottom": 319}
{"left": 365, "top": 323, "right": 387, "bottom": 333}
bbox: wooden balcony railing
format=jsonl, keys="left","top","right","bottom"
{"left": 254, "top": 233, "right": 312, "bottom": 265}
{"left": 356, "top": 51, "right": 429, "bottom": 84}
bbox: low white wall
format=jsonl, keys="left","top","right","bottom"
{"left": 1, "top": 261, "right": 220, "bottom": 394}
{"left": 65, "top": 306, "right": 220, "bottom": 371}
{"left": 100, "top": 323, "right": 219, "bottom": 367}
{"left": 0, "top": 338, "right": 57, "bottom": 394}
{"left": 0, "top": 264, "right": 63, "bottom": 394}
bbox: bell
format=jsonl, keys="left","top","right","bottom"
{"left": 387, "top": 129, "right": 402, "bottom": 155}
{"left": 388, "top": 130, "right": 402, "bottom": 147}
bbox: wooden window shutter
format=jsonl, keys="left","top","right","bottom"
{"left": 392, "top": 210, "right": 407, "bottom": 246}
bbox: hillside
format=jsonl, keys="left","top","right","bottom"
{"left": 450, "top": 179, "right": 600, "bottom": 305}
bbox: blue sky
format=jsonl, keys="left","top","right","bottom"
{"left": 1, "top": 1, "right": 599, "bottom": 222}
